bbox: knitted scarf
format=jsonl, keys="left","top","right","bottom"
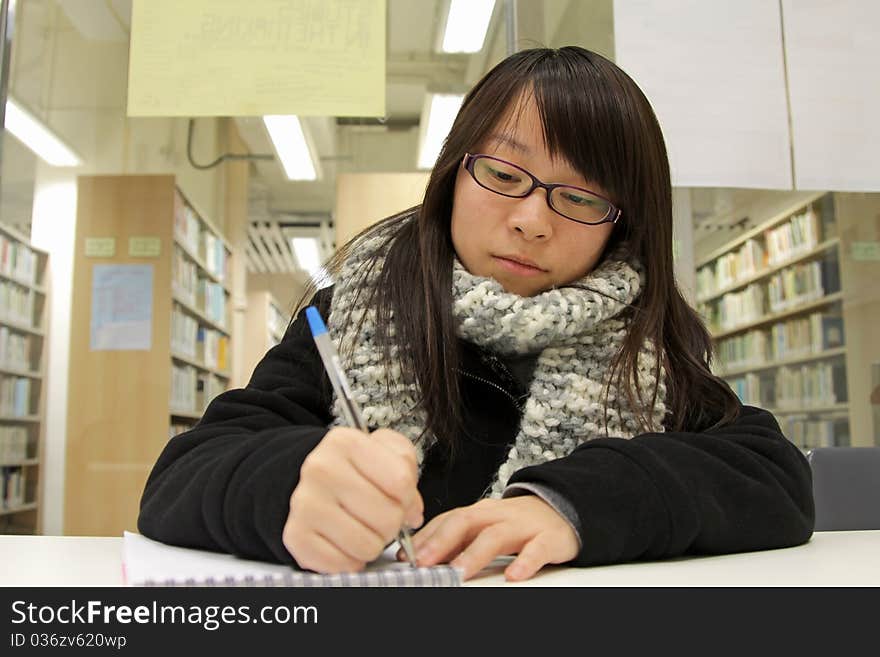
{"left": 327, "top": 226, "right": 667, "bottom": 498}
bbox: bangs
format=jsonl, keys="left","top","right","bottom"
{"left": 487, "top": 50, "right": 636, "bottom": 204}
{"left": 533, "top": 53, "right": 630, "bottom": 201}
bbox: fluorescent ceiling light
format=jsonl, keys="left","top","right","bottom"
{"left": 291, "top": 236, "right": 322, "bottom": 275}
{"left": 441, "top": 0, "right": 495, "bottom": 53}
{"left": 4, "top": 98, "right": 82, "bottom": 167}
{"left": 263, "top": 115, "right": 318, "bottom": 181}
{"left": 417, "top": 94, "right": 464, "bottom": 169}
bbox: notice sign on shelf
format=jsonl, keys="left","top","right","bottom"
{"left": 85, "top": 238, "right": 116, "bottom": 258}
{"left": 129, "top": 236, "right": 161, "bottom": 258}
{"left": 127, "top": 0, "right": 386, "bottom": 117}
{"left": 851, "top": 241, "right": 880, "bottom": 262}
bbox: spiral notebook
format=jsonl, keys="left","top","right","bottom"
{"left": 122, "top": 532, "right": 462, "bottom": 587}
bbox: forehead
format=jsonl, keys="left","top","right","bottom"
{"left": 477, "top": 95, "right": 581, "bottom": 176}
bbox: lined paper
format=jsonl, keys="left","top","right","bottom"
{"left": 122, "top": 532, "right": 462, "bottom": 587}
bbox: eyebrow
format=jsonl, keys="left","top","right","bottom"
{"left": 486, "top": 133, "right": 531, "bottom": 154}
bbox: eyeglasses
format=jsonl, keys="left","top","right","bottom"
{"left": 462, "top": 153, "right": 621, "bottom": 226}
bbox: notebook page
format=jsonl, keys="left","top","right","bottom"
{"left": 122, "top": 532, "right": 462, "bottom": 587}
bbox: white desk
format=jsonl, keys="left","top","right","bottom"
{"left": 1, "top": 531, "right": 878, "bottom": 586}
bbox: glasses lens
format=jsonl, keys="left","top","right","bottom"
{"left": 471, "top": 157, "right": 532, "bottom": 196}
{"left": 550, "top": 186, "right": 612, "bottom": 223}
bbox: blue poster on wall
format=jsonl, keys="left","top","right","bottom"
{"left": 89, "top": 264, "right": 154, "bottom": 351}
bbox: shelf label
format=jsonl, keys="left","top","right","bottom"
{"left": 129, "top": 236, "right": 161, "bottom": 258}
{"left": 84, "top": 238, "right": 116, "bottom": 257}
{"left": 851, "top": 241, "right": 880, "bottom": 261}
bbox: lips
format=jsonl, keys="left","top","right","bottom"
{"left": 495, "top": 254, "right": 546, "bottom": 271}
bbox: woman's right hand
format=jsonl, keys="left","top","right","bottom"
{"left": 282, "top": 427, "right": 424, "bottom": 573}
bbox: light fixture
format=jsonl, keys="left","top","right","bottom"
{"left": 290, "top": 236, "right": 322, "bottom": 275}
{"left": 440, "top": 0, "right": 495, "bottom": 53}
{"left": 417, "top": 93, "right": 464, "bottom": 169}
{"left": 4, "top": 98, "right": 82, "bottom": 167}
{"left": 262, "top": 115, "right": 319, "bottom": 181}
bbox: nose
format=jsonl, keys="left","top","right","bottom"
{"left": 507, "top": 188, "right": 555, "bottom": 240}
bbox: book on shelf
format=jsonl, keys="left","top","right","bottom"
{"left": 811, "top": 314, "right": 844, "bottom": 352}
{"left": 0, "top": 426, "right": 28, "bottom": 462}
{"left": 0, "top": 235, "right": 38, "bottom": 286}
{"left": 1, "top": 465, "right": 25, "bottom": 509}
{"left": 0, "top": 327, "right": 32, "bottom": 371}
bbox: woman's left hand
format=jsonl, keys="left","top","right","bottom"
{"left": 401, "top": 496, "right": 580, "bottom": 581}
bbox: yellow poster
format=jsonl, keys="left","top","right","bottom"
{"left": 128, "top": 0, "right": 386, "bottom": 117}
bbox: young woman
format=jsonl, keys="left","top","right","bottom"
{"left": 138, "top": 46, "right": 814, "bottom": 581}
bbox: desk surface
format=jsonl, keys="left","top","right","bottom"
{"left": 1, "top": 531, "right": 878, "bottom": 586}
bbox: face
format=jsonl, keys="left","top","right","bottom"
{"left": 450, "top": 96, "right": 616, "bottom": 297}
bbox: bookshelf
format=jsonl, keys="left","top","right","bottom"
{"left": 0, "top": 223, "right": 49, "bottom": 535}
{"left": 66, "top": 175, "right": 233, "bottom": 536}
{"left": 696, "top": 192, "right": 880, "bottom": 451}
{"left": 243, "top": 290, "right": 289, "bottom": 382}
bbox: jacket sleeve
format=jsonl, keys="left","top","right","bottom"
{"left": 507, "top": 405, "right": 815, "bottom": 566}
{"left": 138, "top": 289, "right": 334, "bottom": 564}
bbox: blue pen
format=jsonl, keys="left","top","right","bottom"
{"left": 305, "top": 306, "right": 419, "bottom": 568}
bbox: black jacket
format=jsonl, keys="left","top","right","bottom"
{"left": 139, "top": 288, "right": 814, "bottom": 566}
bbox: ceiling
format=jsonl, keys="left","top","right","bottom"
{"left": 0, "top": 0, "right": 626, "bottom": 274}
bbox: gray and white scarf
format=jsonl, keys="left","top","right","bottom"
{"left": 327, "top": 227, "right": 667, "bottom": 498}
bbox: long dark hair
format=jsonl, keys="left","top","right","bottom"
{"left": 301, "top": 46, "right": 739, "bottom": 452}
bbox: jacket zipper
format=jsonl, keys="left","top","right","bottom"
{"left": 458, "top": 369, "right": 524, "bottom": 409}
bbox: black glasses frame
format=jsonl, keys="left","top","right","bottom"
{"left": 462, "top": 153, "right": 621, "bottom": 226}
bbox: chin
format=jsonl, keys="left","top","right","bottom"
{"left": 498, "top": 279, "right": 545, "bottom": 298}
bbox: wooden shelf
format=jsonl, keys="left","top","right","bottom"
{"left": 717, "top": 347, "right": 847, "bottom": 378}
{"left": 0, "top": 317, "right": 44, "bottom": 337}
{"left": 710, "top": 292, "right": 843, "bottom": 340}
{"left": 0, "top": 366, "right": 42, "bottom": 379}
{"left": 172, "top": 294, "right": 230, "bottom": 336}
{"left": 173, "top": 236, "right": 230, "bottom": 293}
{"left": 171, "top": 351, "right": 231, "bottom": 379}
{"left": 767, "top": 403, "right": 849, "bottom": 417}
{"left": 67, "top": 174, "right": 237, "bottom": 536}
{"left": 0, "top": 227, "right": 48, "bottom": 536}
{"left": 244, "top": 291, "right": 289, "bottom": 382}
{"left": 0, "top": 458, "right": 38, "bottom": 467}
{"left": 698, "top": 238, "right": 840, "bottom": 304}
{"left": 170, "top": 409, "right": 203, "bottom": 421}
{"left": 0, "top": 502, "right": 38, "bottom": 517}
{"left": 0, "top": 270, "right": 47, "bottom": 295}
{"left": 697, "top": 191, "right": 880, "bottom": 449}
{"left": 696, "top": 192, "right": 826, "bottom": 268}
{"left": 0, "top": 414, "right": 40, "bottom": 423}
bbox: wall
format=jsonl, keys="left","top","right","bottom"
{"left": 334, "top": 172, "right": 431, "bottom": 246}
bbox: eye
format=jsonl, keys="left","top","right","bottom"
{"left": 486, "top": 165, "right": 521, "bottom": 184}
{"left": 559, "top": 190, "right": 601, "bottom": 207}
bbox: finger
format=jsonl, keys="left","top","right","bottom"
{"left": 370, "top": 429, "right": 418, "bottom": 469}
{"left": 307, "top": 498, "right": 388, "bottom": 565}
{"left": 504, "top": 534, "right": 556, "bottom": 581}
{"left": 347, "top": 437, "right": 419, "bottom": 508}
{"left": 450, "top": 524, "right": 524, "bottom": 580}
{"left": 284, "top": 528, "right": 365, "bottom": 574}
{"left": 413, "top": 508, "right": 490, "bottom": 567}
{"left": 335, "top": 478, "right": 410, "bottom": 543}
